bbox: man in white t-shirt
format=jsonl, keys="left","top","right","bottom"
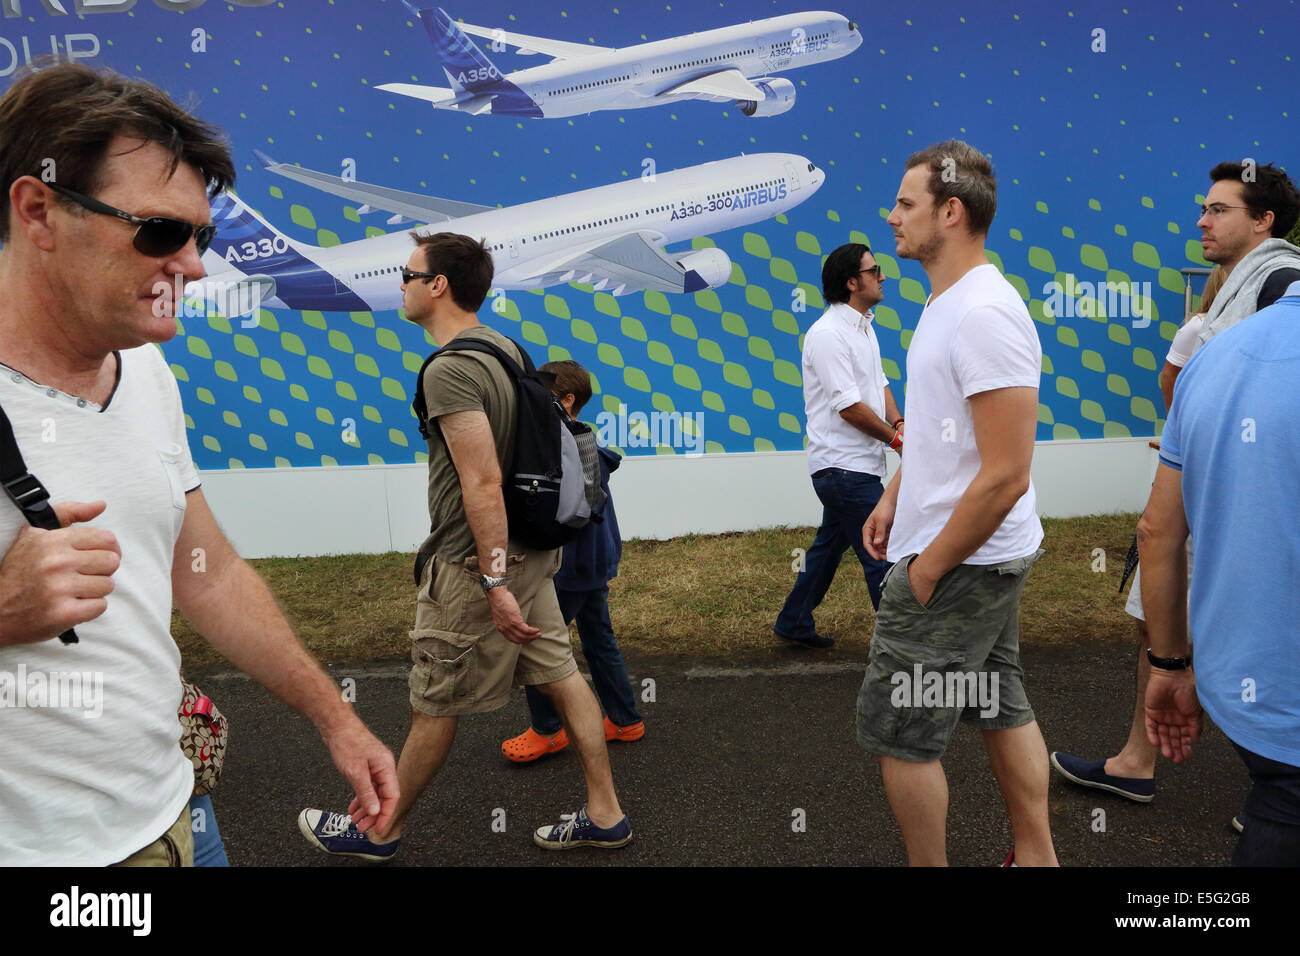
{"left": 855, "top": 140, "right": 1058, "bottom": 866}
{"left": 774, "top": 243, "right": 902, "bottom": 649}
{"left": 0, "top": 64, "right": 397, "bottom": 866}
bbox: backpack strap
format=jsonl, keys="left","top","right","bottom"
{"left": 436, "top": 336, "right": 534, "bottom": 381}
{"left": 411, "top": 334, "right": 554, "bottom": 441}
{"left": 0, "top": 401, "right": 79, "bottom": 644}
{"left": 411, "top": 351, "right": 439, "bottom": 442}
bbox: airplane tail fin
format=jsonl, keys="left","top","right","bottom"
{"left": 412, "top": 5, "right": 507, "bottom": 94}
{"left": 190, "top": 187, "right": 366, "bottom": 316}
{"left": 205, "top": 188, "right": 316, "bottom": 272}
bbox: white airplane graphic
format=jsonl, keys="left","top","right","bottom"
{"left": 380, "top": 3, "right": 862, "bottom": 119}
{"left": 188, "top": 151, "right": 825, "bottom": 314}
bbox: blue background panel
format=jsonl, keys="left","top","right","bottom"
{"left": 1, "top": 0, "right": 1294, "bottom": 467}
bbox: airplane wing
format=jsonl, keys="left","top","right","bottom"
{"left": 521, "top": 232, "right": 691, "bottom": 294}
{"left": 659, "top": 68, "right": 765, "bottom": 101}
{"left": 456, "top": 20, "right": 613, "bottom": 59}
{"left": 375, "top": 82, "right": 496, "bottom": 114}
{"left": 253, "top": 150, "right": 495, "bottom": 223}
{"left": 372, "top": 82, "right": 456, "bottom": 105}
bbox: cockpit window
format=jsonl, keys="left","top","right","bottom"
{"left": 849, "top": 21, "right": 858, "bottom": 31}
{"left": 807, "top": 163, "right": 815, "bottom": 172}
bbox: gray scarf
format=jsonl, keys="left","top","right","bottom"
{"left": 1198, "top": 237, "right": 1300, "bottom": 346}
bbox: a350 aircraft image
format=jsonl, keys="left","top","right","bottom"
{"left": 379, "top": 3, "right": 862, "bottom": 119}
{"left": 187, "top": 151, "right": 825, "bottom": 315}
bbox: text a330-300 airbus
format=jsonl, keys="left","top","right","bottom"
{"left": 379, "top": 3, "right": 862, "bottom": 119}
{"left": 186, "top": 151, "right": 825, "bottom": 316}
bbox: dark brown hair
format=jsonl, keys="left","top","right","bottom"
{"left": 539, "top": 359, "right": 593, "bottom": 416}
{"left": 1209, "top": 161, "right": 1300, "bottom": 238}
{"left": 904, "top": 139, "right": 997, "bottom": 236}
{"left": 408, "top": 231, "right": 494, "bottom": 312}
{"left": 0, "top": 61, "right": 235, "bottom": 243}
{"left": 822, "top": 242, "right": 872, "bottom": 304}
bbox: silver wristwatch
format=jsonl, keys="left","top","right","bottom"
{"left": 479, "top": 573, "right": 508, "bottom": 593}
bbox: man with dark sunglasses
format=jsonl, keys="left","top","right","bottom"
{"left": 47, "top": 182, "right": 218, "bottom": 257}
{"left": 0, "top": 63, "right": 397, "bottom": 867}
{"left": 300, "top": 233, "right": 631, "bottom": 859}
{"left": 773, "top": 242, "right": 902, "bottom": 649}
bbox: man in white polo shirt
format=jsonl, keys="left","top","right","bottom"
{"left": 856, "top": 140, "right": 1057, "bottom": 866}
{"left": 774, "top": 243, "right": 903, "bottom": 650}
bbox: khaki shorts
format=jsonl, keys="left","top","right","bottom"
{"left": 111, "top": 804, "right": 193, "bottom": 867}
{"left": 409, "top": 548, "right": 577, "bottom": 717}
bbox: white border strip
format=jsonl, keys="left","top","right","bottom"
{"left": 198, "top": 437, "right": 1159, "bottom": 558}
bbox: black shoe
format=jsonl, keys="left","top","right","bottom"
{"left": 774, "top": 628, "right": 835, "bottom": 649}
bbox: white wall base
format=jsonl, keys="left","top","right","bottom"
{"left": 199, "top": 437, "right": 1160, "bottom": 558}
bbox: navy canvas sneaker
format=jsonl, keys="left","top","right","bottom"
{"left": 1050, "top": 751, "right": 1156, "bottom": 803}
{"left": 297, "top": 808, "right": 400, "bottom": 862}
{"left": 533, "top": 807, "right": 632, "bottom": 850}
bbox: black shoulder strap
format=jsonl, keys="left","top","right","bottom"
{"left": 1258, "top": 266, "right": 1300, "bottom": 311}
{"left": 412, "top": 351, "right": 439, "bottom": 441}
{"left": 436, "top": 335, "right": 533, "bottom": 380}
{"left": 412, "top": 334, "right": 553, "bottom": 440}
{"left": 0, "top": 401, "right": 79, "bottom": 644}
{"left": 0, "top": 403, "right": 61, "bottom": 530}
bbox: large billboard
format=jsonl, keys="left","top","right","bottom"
{"left": 3, "top": 0, "right": 1290, "bottom": 470}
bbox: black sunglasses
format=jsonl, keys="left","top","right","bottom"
{"left": 859, "top": 264, "right": 883, "bottom": 278}
{"left": 49, "top": 183, "right": 216, "bottom": 257}
{"left": 401, "top": 266, "right": 441, "bottom": 284}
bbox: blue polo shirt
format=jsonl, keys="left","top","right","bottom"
{"left": 1159, "top": 281, "right": 1300, "bottom": 767}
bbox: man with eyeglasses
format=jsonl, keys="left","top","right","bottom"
{"left": 1195, "top": 162, "right": 1300, "bottom": 340}
{"left": 0, "top": 63, "right": 397, "bottom": 866}
{"left": 1139, "top": 275, "right": 1300, "bottom": 865}
{"left": 1051, "top": 161, "right": 1300, "bottom": 822}
{"left": 774, "top": 242, "right": 901, "bottom": 650}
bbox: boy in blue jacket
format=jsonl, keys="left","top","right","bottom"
{"left": 502, "top": 360, "right": 645, "bottom": 761}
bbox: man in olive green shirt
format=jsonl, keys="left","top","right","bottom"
{"left": 298, "top": 233, "right": 631, "bottom": 858}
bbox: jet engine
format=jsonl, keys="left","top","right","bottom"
{"left": 738, "top": 78, "right": 796, "bottom": 117}
{"left": 183, "top": 274, "right": 277, "bottom": 318}
{"left": 676, "top": 247, "right": 733, "bottom": 292}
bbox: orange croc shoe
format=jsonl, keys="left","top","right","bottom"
{"left": 502, "top": 727, "right": 569, "bottom": 763}
{"left": 604, "top": 717, "right": 645, "bottom": 743}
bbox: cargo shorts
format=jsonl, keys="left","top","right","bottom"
{"left": 856, "top": 550, "right": 1043, "bottom": 762}
{"left": 110, "top": 804, "right": 193, "bottom": 867}
{"left": 408, "top": 547, "right": 578, "bottom": 717}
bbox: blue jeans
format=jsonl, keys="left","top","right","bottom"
{"left": 189, "top": 793, "right": 229, "bottom": 867}
{"left": 526, "top": 585, "right": 642, "bottom": 735}
{"left": 776, "top": 468, "right": 890, "bottom": 636}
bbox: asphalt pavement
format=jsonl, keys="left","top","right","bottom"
{"left": 201, "top": 636, "right": 1249, "bottom": 867}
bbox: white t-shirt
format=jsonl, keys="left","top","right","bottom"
{"left": 802, "top": 302, "right": 890, "bottom": 476}
{"left": 889, "top": 263, "right": 1045, "bottom": 564}
{"left": 1166, "top": 313, "right": 1204, "bottom": 368}
{"left": 0, "top": 345, "right": 197, "bottom": 866}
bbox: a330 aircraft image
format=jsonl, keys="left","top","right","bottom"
{"left": 187, "top": 151, "right": 825, "bottom": 315}
{"left": 380, "top": 3, "right": 862, "bottom": 119}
